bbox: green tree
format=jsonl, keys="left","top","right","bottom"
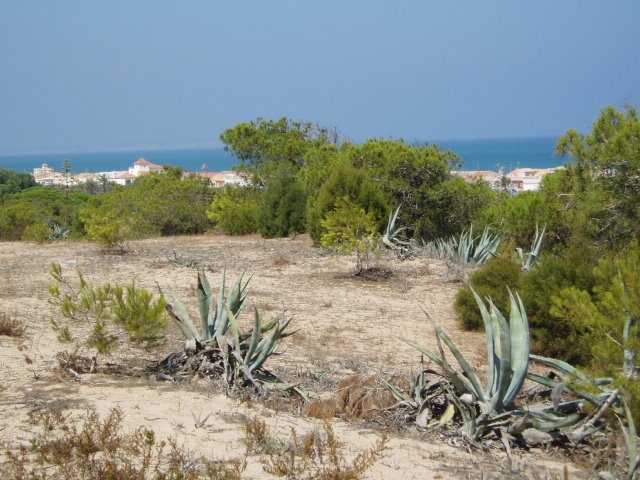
{"left": 220, "top": 117, "right": 339, "bottom": 181}
{"left": 343, "top": 139, "right": 470, "bottom": 240}
{"left": 0, "top": 168, "right": 36, "bottom": 203}
{"left": 306, "top": 161, "right": 389, "bottom": 243}
{"left": 257, "top": 166, "right": 307, "bottom": 238}
{"left": 321, "top": 196, "right": 379, "bottom": 273}
{"left": 556, "top": 105, "right": 640, "bottom": 248}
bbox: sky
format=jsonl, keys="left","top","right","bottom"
{"left": 0, "top": 1, "right": 639, "bottom": 155}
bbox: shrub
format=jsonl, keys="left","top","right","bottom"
{"left": 258, "top": 166, "right": 306, "bottom": 238}
{"left": 208, "top": 185, "right": 260, "bottom": 236}
{"left": 320, "top": 197, "right": 379, "bottom": 273}
{"left": 260, "top": 420, "right": 388, "bottom": 480}
{"left": 519, "top": 245, "right": 598, "bottom": 364}
{"left": 49, "top": 262, "right": 168, "bottom": 356}
{"left": 84, "top": 211, "right": 132, "bottom": 252}
{"left": 454, "top": 254, "right": 523, "bottom": 330}
{"left": 0, "top": 311, "right": 26, "bottom": 337}
{"left": 20, "top": 223, "right": 51, "bottom": 243}
{"left": 1, "top": 407, "right": 247, "bottom": 480}
{"left": 306, "top": 162, "right": 388, "bottom": 243}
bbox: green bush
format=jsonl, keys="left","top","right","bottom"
{"left": 48, "top": 262, "right": 168, "bottom": 356}
{"left": 207, "top": 185, "right": 260, "bottom": 236}
{"left": 320, "top": 196, "right": 379, "bottom": 273}
{"left": 84, "top": 211, "right": 132, "bottom": 252}
{"left": 306, "top": 162, "right": 388, "bottom": 243}
{"left": 258, "top": 166, "right": 306, "bottom": 238}
{"left": 0, "top": 186, "right": 86, "bottom": 240}
{"left": 519, "top": 244, "right": 598, "bottom": 364}
{"left": 21, "top": 223, "right": 51, "bottom": 243}
{"left": 454, "top": 254, "right": 523, "bottom": 330}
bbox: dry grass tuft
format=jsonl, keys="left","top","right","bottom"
{"left": 334, "top": 375, "right": 406, "bottom": 420}
{"left": 303, "top": 398, "right": 338, "bottom": 419}
{"left": 0, "top": 311, "right": 26, "bottom": 337}
{"left": 272, "top": 254, "right": 295, "bottom": 268}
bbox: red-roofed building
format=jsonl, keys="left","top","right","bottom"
{"left": 128, "top": 158, "right": 164, "bottom": 176}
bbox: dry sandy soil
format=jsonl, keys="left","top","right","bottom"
{"left": 0, "top": 234, "right": 588, "bottom": 479}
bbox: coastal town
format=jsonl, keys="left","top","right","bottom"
{"left": 32, "top": 157, "right": 561, "bottom": 193}
{"left": 32, "top": 157, "right": 249, "bottom": 189}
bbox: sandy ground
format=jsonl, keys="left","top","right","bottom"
{"left": 0, "top": 234, "right": 586, "bottom": 478}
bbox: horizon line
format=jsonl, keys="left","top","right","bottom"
{"left": 0, "top": 133, "right": 562, "bottom": 157}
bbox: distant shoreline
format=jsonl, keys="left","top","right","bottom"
{"left": 0, "top": 136, "right": 566, "bottom": 174}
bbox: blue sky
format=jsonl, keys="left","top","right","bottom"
{"left": 1, "top": 1, "right": 638, "bottom": 154}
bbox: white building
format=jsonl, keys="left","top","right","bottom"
{"left": 33, "top": 159, "right": 247, "bottom": 188}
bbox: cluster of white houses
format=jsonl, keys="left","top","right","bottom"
{"left": 452, "top": 166, "right": 562, "bottom": 193}
{"left": 33, "top": 158, "right": 248, "bottom": 188}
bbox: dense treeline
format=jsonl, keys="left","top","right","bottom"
{"left": 0, "top": 118, "right": 495, "bottom": 247}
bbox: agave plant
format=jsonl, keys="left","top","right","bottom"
{"left": 403, "top": 290, "right": 530, "bottom": 437}
{"left": 48, "top": 223, "right": 70, "bottom": 240}
{"left": 515, "top": 223, "right": 545, "bottom": 271}
{"left": 425, "top": 226, "right": 500, "bottom": 266}
{"left": 401, "top": 288, "right": 604, "bottom": 439}
{"left": 162, "top": 270, "right": 296, "bottom": 392}
{"left": 381, "top": 205, "right": 415, "bottom": 257}
{"left": 166, "top": 269, "right": 250, "bottom": 343}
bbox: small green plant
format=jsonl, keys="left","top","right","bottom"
{"left": 1, "top": 407, "right": 247, "bottom": 480}
{"left": 49, "top": 222, "right": 71, "bottom": 240}
{"left": 320, "top": 196, "right": 379, "bottom": 273}
{"left": 49, "top": 262, "right": 168, "bottom": 356}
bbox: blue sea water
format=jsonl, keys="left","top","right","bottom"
{"left": 438, "top": 136, "right": 566, "bottom": 172}
{"left": 0, "top": 148, "right": 238, "bottom": 174}
{"left": 0, "top": 137, "right": 567, "bottom": 175}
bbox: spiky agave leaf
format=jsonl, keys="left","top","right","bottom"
{"left": 166, "top": 296, "right": 201, "bottom": 341}
{"left": 433, "top": 326, "right": 486, "bottom": 403}
{"left": 402, "top": 338, "right": 476, "bottom": 397}
{"left": 197, "top": 270, "right": 213, "bottom": 338}
{"left": 503, "top": 290, "right": 529, "bottom": 407}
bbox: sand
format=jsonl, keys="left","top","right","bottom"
{"left": 0, "top": 234, "right": 585, "bottom": 478}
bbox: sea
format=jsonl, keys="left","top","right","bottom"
{"left": 0, "top": 136, "right": 567, "bottom": 175}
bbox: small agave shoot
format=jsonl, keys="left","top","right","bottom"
{"left": 381, "top": 205, "right": 414, "bottom": 258}
{"left": 515, "top": 223, "right": 545, "bottom": 272}
{"left": 160, "top": 270, "right": 296, "bottom": 393}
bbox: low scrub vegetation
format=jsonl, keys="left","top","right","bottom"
{"left": 1, "top": 408, "right": 387, "bottom": 480}
{"left": 48, "top": 262, "right": 168, "bottom": 356}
